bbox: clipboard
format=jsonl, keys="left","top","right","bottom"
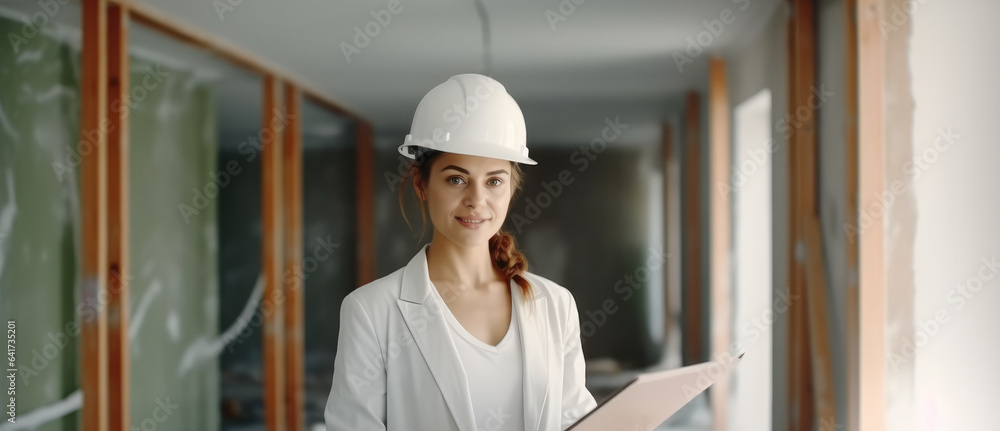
{"left": 567, "top": 353, "right": 745, "bottom": 431}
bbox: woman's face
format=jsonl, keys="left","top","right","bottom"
{"left": 417, "top": 152, "right": 514, "bottom": 249}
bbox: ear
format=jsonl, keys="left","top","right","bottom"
{"left": 412, "top": 169, "right": 426, "bottom": 201}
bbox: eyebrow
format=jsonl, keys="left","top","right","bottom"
{"left": 439, "top": 165, "right": 509, "bottom": 176}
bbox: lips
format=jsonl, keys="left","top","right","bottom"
{"left": 455, "top": 216, "right": 489, "bottom": 229}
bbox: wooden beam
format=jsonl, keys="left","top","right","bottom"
{"left": 786, "top": 0, "right": 816, "bottom": 428}
{"left": 106, "top": 0, "right": 365, "bottom": 122}
{"left": 106, "top": 4, "right": 130, "bottom": 431}
{"left": 844, "top": 0, "right": 861, "bottom": 429}
{"left": 261, "top": 76, "right": 287, "bottom": 431}
{"left": 356, "top": 122, "right": 376, "bottom": 285}
{"left": 805, "top": 216, "right": 837, "bottom": 426}
{"left": 81, "top": 1, "right": 110, "bottom": 429}
{"left": 662, "top": 122, "right": 682, "bottom": 368}
{"left": 681, "top": 91, "right": 704, "bottom": 366}
{"left": 282, "top": 84, "right": 305, "bottom": 431}
{"left": 707, "top": 57, "right": 732, "bottom": 431}
{"left": 858, "top": 0, "right": 886, "bottom": 429}
{"left": 791, "top": 0, "right": 839, "bottom": 425}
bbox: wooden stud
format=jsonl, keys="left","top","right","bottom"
{"left": 106, "top": 3, "right": 130, "bottom": 431}
{"left": 805, "top": 216, "right": 837, "bottom": 426}
{"left": 81, "top": 0, "right": 110, "bottom": 429}
{"left": 793, "top": 0, "right": 838, "bottom": 423}
{"left": 786, "top": 0, "right": 816, "bottom": 429}
{"left": 282, "top": 84, "right": 305, "bottom": 431}
{"left": 844, "top": 0, "right": 861, "bottom": 429}
{"left": 356, "top": 122, "right": 376, "bottom": 285}
{"left": 681, "top": 91, "right": 704, "bottom": 366}
{"left": 262, "top": 76, "right": 287, "bottom": 431}
{"left": 707, "top": 57, "right": 732, "bottom": 431}
{"left": 662, "top": 122, "right": 682, "bottom": 368}
{"left": 858, "top": 0, "right": 886, "bottom": 429}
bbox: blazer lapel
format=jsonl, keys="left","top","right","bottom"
{"left": 395, "top": 244, "right": 477, "bottom": 431}
{"left": 514, "top": 280, "right": 550, "bottom": 431}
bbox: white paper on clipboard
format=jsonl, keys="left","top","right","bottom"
{"left": 567, "top": 352, "right": 744, "bottom": 431}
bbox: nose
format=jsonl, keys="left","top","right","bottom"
{"left": 463, "top": 182, "right": 487, "bottom": 209}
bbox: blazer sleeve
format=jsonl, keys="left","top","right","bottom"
{"left": 559, "top": 290, "right": 598, "bottom": 430}
{"left": 325, "top": 294, "right": 388, "bottom": 431}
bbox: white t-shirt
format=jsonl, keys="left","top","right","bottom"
{"left": 429, "top": 283, "right": 525, "bottom": 431}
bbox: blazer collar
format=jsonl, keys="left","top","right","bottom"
{"left": 395, "top": 243, "right": 550, "bottom": 431}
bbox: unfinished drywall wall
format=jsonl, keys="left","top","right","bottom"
{"left": 899, "top": 0, "right": 1000, "bottom": 429}
{"left": 723, "top": 2, "right": 788, "bottom": 430}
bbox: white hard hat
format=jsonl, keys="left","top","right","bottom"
{"left": 398, "top": 74, "right": 537, "bottom": 165}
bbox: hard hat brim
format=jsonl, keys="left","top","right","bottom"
{"left": 398, "top": 141, "right": 538, "bottom": 165}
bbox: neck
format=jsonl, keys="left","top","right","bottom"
{"left": 425, "top": 236, "right": 500, "bottom": 291}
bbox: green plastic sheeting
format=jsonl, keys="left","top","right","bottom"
{"left": 0, "top": 15, "right": 220, "bottom": 431}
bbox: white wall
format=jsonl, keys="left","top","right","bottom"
{"left": 724, "top": 3, "right": 788, "bottom": 430}
{"left": 728, "top": 89, "right": 774, "bottom": 431}
{"left": 904, "top": 0, "right": 1000, "bottom": 429}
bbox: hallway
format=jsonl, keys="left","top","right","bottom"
{"left": 0, "top": 0, "right": 998, "bottom": 430}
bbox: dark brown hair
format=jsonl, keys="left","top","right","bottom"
{"left": 398, "top": 149, "right": 534, "bottom": 302}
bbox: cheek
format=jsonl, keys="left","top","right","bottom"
{"left": 491, "top": 189, "right": 513, "bottom": 213}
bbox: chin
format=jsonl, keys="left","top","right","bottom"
{"left": 441, "top": 228, "right": 497, "bottom": 249}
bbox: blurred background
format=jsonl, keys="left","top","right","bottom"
{"left": 0, "top": 0, "right": 998, "bottom": 430}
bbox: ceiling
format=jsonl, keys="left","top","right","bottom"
{"left": 4, "top": 0, "right": 783, "bottom": 146}
{"left": 135, "top": 0, "right": 782, "bottom": 145}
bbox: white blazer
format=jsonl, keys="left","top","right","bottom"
{"left": 325, "top": 244, "right": 598, "bottom": 431}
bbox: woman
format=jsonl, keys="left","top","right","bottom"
{"left": 325, "top": 74, "right": 597, "bottom": 431}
